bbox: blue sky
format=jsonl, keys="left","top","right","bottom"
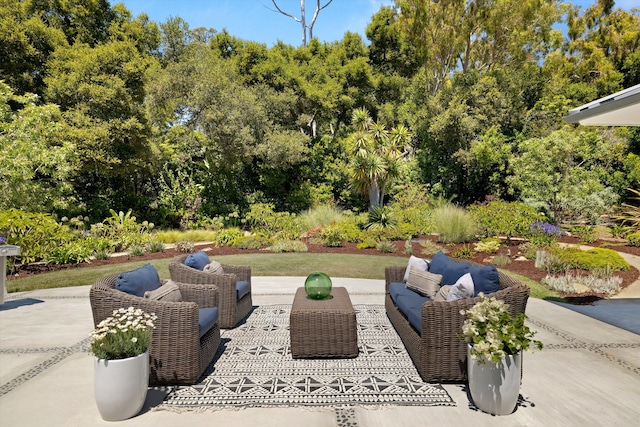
{"left": 113, "top": 0, "right": 395, "bottom": 46}
{"left": 111, "top": 0, "right": 638, "bottom": 47}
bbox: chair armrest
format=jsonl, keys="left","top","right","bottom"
{"left": 221, "top": 264, "right": 252, "bottom": 285}
{"left": 176, "top": 282, "right": 219, "bottom": 308}
{"left": 168, "top": 261, "right": 235, "bottom": 302}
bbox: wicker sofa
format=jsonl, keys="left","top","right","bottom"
{"left": 169, "top": 254, "right": 253, "bottom": 329}
{"left": 90, "top": 273, "right": 221, "bottom": 386}
{"left": 385, "top": 259, "right": 530, "bottom": 383}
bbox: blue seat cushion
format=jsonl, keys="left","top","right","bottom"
{"left": 184, "top": 250, "right": 210, "bottom": 271}
{"left": 198, "top": 307, "right": 219, "bottom": 338}
{"left": 236, "top": 281, "right": 250, "bottom": 301}
{"left": 395, "top": 294, "right": 431, "bottom": 333}
{"left": 115, "top": 263, "right": 161, "bottom": 297}
{"left": 390, "top": 282, "right": 430, "bottom": 333}
{"left": 389, "top": 282, "right": 418, "bottom": 304}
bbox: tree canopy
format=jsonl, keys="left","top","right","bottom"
{"left": 1, "top": 0, "right": 638, "bottom": 226}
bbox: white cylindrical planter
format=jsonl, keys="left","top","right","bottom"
{"left": 94, "top": 350, "right": 149, "bottom": 421}
{"left": 467, "top": 345, "right": 522, "bottom": 416}
{"left": 0, "top": 245, "right": 20, "bottom": 305}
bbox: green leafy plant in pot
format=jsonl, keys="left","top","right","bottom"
{"left": 460, "top": 296, "right": 543, "bottom": 415}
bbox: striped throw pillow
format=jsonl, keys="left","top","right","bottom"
{"left": 203, "top": 261, "right": 224, "bottom": 275}
{"left": 406, "top": 267, "right": 443, "bottom": 298}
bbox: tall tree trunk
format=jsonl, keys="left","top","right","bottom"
{"left": 271, "top": 0, "right": 334, "bottom": 46}
{"left": 300, "top": 0, "right": 306, "bottom": 47}
{"left": 369, "top": 180, "right": 381, "bottom": 209}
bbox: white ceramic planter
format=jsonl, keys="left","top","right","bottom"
{"left": 94, "top": 350, "right": 149, "bottom": 421}
{"left": 467, "top": 345, "right": 522, "bottom": 415}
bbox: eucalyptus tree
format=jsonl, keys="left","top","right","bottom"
{"left": 396, "top": 0, "right": 561, "bottom": 94}
{"left": 563, "top": 0, "right": 640, "bottom": 96}
{"left": 270, "top": 0, "right": 334, "bottom": 46}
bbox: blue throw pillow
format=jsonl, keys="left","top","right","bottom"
{"left": 184, "top": 250, "right": 210, "bottom": 271}
{"left": 428, "top": 251, "right": 449, "bottom": 275}
{"left": 441, "top": 262, "right": 471, "bottom": 286}
{"left": 115, "top": 263, "right": 161, "bottom": 297}
{"left": 430, "top": 251, "right": 471, "bottom": 285}
{"left": 470, "top": 264, "right": 500, "bottom": 296}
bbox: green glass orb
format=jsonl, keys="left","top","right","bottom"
{"left": 304, "top": 272, "right": 333, "bottom": 300}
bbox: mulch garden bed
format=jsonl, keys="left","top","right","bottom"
{"left": 6, "top": 235, "right": 639, "bottom": 305}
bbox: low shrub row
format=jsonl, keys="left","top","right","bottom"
{"left": 2, "top": 198, "right": 638, "bottom": 268}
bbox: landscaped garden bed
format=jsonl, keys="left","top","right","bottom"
{"left": 7, "top": 234, "right": 638, "bottom": 304}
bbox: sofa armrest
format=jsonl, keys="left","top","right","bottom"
{"left": 385, "top": 266, "right": 406, "bottom": 292}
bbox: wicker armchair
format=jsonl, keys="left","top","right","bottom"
{"left": 385, "top": 265, "right": 530, "bottom": 383}
{"left": 169, "top": 254, "right": 252, "bottom": 328}
{"left": 90, "top": 273, "right": 221, "bottom": 386}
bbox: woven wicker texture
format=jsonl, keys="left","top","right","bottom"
{"left": 89, "top": 274, "right": 221, "bottom": 386}
{"left": 169, "top": 254, "right": 252, "bottom": 329}
{"left": 290, "top": 287, "right": 358, "bottom": 358}
{"left": 385, "top": 265, "right": 530, "bottom": 382}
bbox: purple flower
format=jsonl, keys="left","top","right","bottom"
{"left": 0, "top": 235, "right": 6, "bottom": 244}
{"left": 529, "top": 221, "right": 566, "bottom": 236}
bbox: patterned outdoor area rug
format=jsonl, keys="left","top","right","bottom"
{"left": 159, "top": 304, "right": 454, "bottom": 411}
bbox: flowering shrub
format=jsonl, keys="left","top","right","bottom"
{"left": 461, "top": 297, "right": 543, "bottom": 364}
{"left": 529, "top": 221, "right": 566, "bottom": 237}
{"left": 528, "top": 221, "right": 566, "bottom": 247}
{"left": 90, "top": 307, "right": 157, "bottom": 360}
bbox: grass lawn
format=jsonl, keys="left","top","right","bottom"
{"left": 6, "top": 253, "right": 557, "bottom": 299}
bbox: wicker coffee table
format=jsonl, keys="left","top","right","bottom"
{"left": 290, "top": 287, "right": 358, "bottom": 359}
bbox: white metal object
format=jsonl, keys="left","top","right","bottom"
{"left": 564, "top": 84, "right": 640, "bottom": 126}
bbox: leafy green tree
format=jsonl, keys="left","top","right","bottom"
{"left": 566, "top": 0, "right": 640, "bottom": 89}
{"left": 347, "top": 108, "right": 412, "bottom": 209}
{"left": 44, "top": 38, "right": 157, "bottom": 217}
{"left": 146, "top": 43, "right": 310, "bottom": 214}
{"left": 509, "top": 127, "right": 627, "bottom": 223}
{"left": 27, "top": 0, "right": 116, "bottom": 47}
{"left": 0, "top": 0, "right": 68, "bottom": 95}
{"left": 159, "top": 16, "right": 192, "bottom": 64}
{"left": 413, "top": 69, "right": 527, "bottom": 203}
{"left": 108, "top": 4, "right": 161, "bottom": 56}
{"left": 0, "top": 83, "right": 76, "bottom": 212}
{"left": 396, "top": 0, "right": 561, "bottom": 93}
{"left": 366, "top": 6, "right": 419, "bottom": 78}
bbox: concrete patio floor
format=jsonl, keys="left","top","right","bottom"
{"left": 1, "top": 277, "right": 639, "bottom": 426}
